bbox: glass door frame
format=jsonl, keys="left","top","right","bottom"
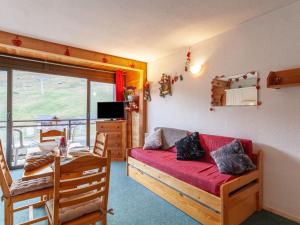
{"left": 87, "top": 79, "right": 91, "bottom": 147}
{"left": 0, "top": 68, "right": 14, "bottom": 169}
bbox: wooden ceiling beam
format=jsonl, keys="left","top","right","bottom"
{"left": 0, "top": 30, "right": 147, "bottom": 72}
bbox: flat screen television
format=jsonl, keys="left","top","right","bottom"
{"left": 97, "top": 102, "right": 125, "bottom": 120}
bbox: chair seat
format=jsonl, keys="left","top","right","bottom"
{"left": 10, "top": 176, "right": 53, "bottom": 196}
{"left": 46, "top": 197, "right": 102, "bottom": 224}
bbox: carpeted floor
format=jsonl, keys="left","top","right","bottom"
{"left": 0, "top": 162, "right": 298, "bottom": 225}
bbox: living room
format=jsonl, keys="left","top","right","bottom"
{"left": 0, "top": 1, "right": 299, "bottom": 225}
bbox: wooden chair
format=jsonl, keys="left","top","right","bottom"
{"left": 46, "top": 152, "right": 112, "bottom": 225}
{"left": 0, "top": 140, "right": 53, "bottom": 225}
{"left": 93, "top": 132, "right": 108, "bottom": 157}
{"left": 40, "top": 128, "right": 67, "bottom": 143}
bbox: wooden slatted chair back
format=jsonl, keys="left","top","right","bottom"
{"left": 93, "top": 132, "right": 108, "bottom": 157}
{"left": 52, "top": 152, "right": 111, "bottom": 225}
{"left": 0, "top": 140, "right": 12, "bottom": 198}
{"left": 40, "top": 128, "right": 66, "bottom": 143}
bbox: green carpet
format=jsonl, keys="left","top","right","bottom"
{"left": 0, "top": 162, "right": 298, "bottom": 225}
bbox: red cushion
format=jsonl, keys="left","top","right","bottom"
{"left": 130, "top": 148, "right": 236, "bottom": 196}
{"left": 199, "top": 134, "right": 253, "bottom": 164}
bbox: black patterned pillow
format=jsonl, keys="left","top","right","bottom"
{"left": 211, "top": 139, "right": 256, "bottom": 175}
{"left": 175, "top": 132, "right": 205, "bottom": 160}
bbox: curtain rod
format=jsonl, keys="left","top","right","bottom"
{"left": 0, "top": 54, "right": 116, "bottom": 74}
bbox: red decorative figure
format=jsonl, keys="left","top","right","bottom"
{"left": 59, "top": 136, "right": 67, "bottom": 156}
{"left": 59, "top": 136, "right": 66, "bottom": 148}
{"left": 102, "top": 56, "right": 108, "bottom": 63}
{"left": 12, "top": 35, "right": 22, "bottom": 47}
{"left": 64, "top": 47, "right": 70, "bottom": 56}
{"left": 130, "top": 63, "right": 135, "bottom": 68}
{"left": 185, "top": 48, "right": 191, "bottom": 72}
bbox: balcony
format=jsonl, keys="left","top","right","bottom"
{"left": 0, "top": 118, "right": 97, "bottom": 167}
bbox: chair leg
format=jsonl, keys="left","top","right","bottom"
{"left": 101, "top": 216, "right": 107, "bottom": 225}
{"left": 4, "top": 200, "right": 13, "bottom": 225}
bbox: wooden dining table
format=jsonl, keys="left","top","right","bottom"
{"left": 22, "top": 145, "right": 91, "bottom": 181}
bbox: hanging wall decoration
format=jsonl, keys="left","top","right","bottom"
{"left": 124, "top": 86, "right": 139, "bottom": 112}
{"left": 12, "top": 35, "right": 22, "bottom": 47}
{"left": 144, "top": 81, "right": 151, "bottom": 101}
{"left": 64, "top": 47, "right": 70, "bottom": 56}
{"left": 184, "top": 48, "right": 191, "bottom": 72}
{"left": 102, "top": 55, "right": 108, "bottom": 63}
{"left": 210, "top": 71, "right": 261, "bottom": 111}
{"left": 130, "top": 62, "right": 135, "bottom": 68}
{"left": 159, "top": 74, "right": 172, "bottom": 97}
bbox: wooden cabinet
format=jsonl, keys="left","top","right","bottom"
{"left": 96, "top": 120, "right": 127, "bottom": 161}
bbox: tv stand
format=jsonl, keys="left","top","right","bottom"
{"left": 96, "top": 120, "right": 127, "bottom": 161}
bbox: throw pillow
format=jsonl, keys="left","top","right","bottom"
{"left": 175, "top": 132, "right": 205, "bottom": 160}
{"left": 155, "top": 127, "right": 188, "bottom": 149}
{"left": 211, "top": 139, "right": 256, "bottom": 175}
{"left": 143, "top": 129, "right": 162, "bottom": 150}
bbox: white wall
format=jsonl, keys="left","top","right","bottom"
{"left": 148, "top": 2, "right": 300, "bottom": 221}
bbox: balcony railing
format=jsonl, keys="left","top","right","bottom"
{"left": 0, "top": 118, "right": 97, "bottom": 167}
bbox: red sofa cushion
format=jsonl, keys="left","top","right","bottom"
{"left": 130, "top": 148, "right": 236, "bottom": 196}
{"left": 199, "top": 134, "right": 253, "bottom": 164}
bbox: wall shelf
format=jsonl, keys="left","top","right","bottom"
{"left": 267, "top": 68, "right": 300, "bottom": 89}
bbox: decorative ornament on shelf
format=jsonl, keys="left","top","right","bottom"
{"left": 124, "top": 86, "right": 139, "bottom": 112}
{"left": 159, "top": 74, "right": 172, "bottom": 97}
{"left": 12, "top": 35, "right": 22, "bottom": 47}
{"left": 64, "top": 47, "right": 70, "bottom": 56}
{"left": 144, "top": 81, "right": 151, "bottom": 102}
{"left": 185, "top": 48, "right": 191, "bottom": 72}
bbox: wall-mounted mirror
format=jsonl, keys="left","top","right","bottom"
{"left": 211, "top": 71, "right": 259, "bottom": 106}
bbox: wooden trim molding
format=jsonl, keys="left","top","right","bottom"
{"left": 263, "top": 205, "right": 300, "bottom": 224}
{"left": 0, "top": 30, "right": 147, "bottom": 72}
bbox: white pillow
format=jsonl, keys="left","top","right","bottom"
{"left": 143, "top": 129, "right": 162, "bottom": 150}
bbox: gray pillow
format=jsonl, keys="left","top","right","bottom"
{"left": 143, "top": 129, "right": 162, "bottom": 150}
{"left": 211, "top": 139, "right": 256, "bottom": 175}
{"left": 154, "top": 127, "right": 188, "bottom": 149}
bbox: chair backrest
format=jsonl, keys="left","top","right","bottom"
{"left": 52, "top": 152, "right": 111, "bottom": 224}
{"left": 0, "top": 140, "right": 12, "bottom": 198}
{"left": 40, "top": 128, "right": 66, "bottom": 143}
{"left": 93, "top": 132, "right": 108, "bottom": 157}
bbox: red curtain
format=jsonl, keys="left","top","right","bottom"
{"left": 115, "top": 70, "right": 125, "bottom": 101}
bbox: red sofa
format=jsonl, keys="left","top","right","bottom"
{"left": 130, "top": 134, "right": 253, "bottom": 196}
{"left": 127, "top": 132, "right": 262, "bottom": 225}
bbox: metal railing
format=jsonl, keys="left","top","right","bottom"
{"left": 0, "top": 118, "right": 97, "bottom": 166}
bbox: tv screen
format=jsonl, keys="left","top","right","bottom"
{"left": 97, "top": 102, "right": 125, "bottom": 119}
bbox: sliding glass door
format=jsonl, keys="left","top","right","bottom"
{"left": 89, "top": 81, "right": 115, "bottom": 146}
{"left": 0, "top": 70, "right": 9, "bottom": 165}
{"left": 11, "top": 70, "right": 88, "bottom": 167}
{"left": 0, "top": 68, "right": 115, "bottom": 168}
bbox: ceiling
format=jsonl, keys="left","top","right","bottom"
{"left": 0, "top": 0, "right": 297, "bottom": 62}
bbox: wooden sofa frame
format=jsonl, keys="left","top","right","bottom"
{"left": 126, "top": 148, "right": 262, "bottom": 225}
